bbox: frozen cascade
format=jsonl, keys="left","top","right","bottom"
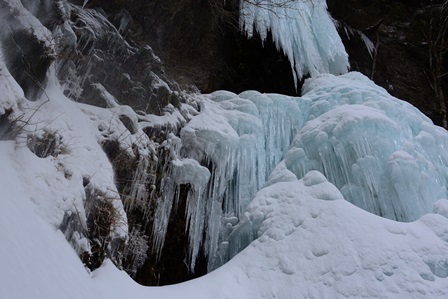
{"left": 226, "top": 72, "right": 448, "bottom": 262}
{"left": 20, "top": 1, "right": 442, "bottom": 273}
{"left": 286, "top": 72, "right": 448, "bottom": 222}
{"left": 3, "top": 2, "right": 448, "bottom": 293}
{"left": 146, "top": 91, "right": 305, "bottom": 271}
{"left": 147, "top": 73, "right": 448, "bottom": 271}
{"left": 240, "top": 0, "right": 349, "bottom": 86}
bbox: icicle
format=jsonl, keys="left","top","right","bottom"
{"left": 177, "top": 91, "right": 307, "bottom": 271}
{"left": 239, "top": 0, "right": 349, "bottom": 86}
{"left": 125, "top": 156, "right": 150, "bottom": 211}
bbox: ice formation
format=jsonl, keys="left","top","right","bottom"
{"left": 240, "top": 0, "right": 349, "bottom": 85}
{"left": 150, "top": 72, "right": 448, "bottom": 270}
{"left": 289, "top": 72, "right": 448, "bottom": 222}
{"left": 146, "top": 90, "right": 305, "bottom": 270}
{"left": 133, "top": 73, "right": 448, "bottom": 274}
{"left": 220, "top": 73, "right": 448, "bottom": 263}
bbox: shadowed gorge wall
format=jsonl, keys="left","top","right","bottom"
{"left": 82, "top": 0, "right": 298, "bottom": 95}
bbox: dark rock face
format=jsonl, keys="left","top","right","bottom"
{"left": 328, "top": 0, "right": 448, "bottom": 128}
{"left": 84, "top": 0, "right": 298, "bottom": 95}
{"left": 2, "top": 30, "right": 53, "bottom": 100}
{"left": 132, "top": 183, "right": 208, "bottom": 286}
{"left": 0, "top": 0, "right": 54, "bottom": 101}
{"left": 56, "top": 3, "right": 182, "bottom": 115}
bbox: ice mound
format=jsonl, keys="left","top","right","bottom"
{"left": 280, "top": 72, "right": 448, "bottom": 222}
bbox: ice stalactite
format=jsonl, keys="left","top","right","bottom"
{"left": 153, "top": 147, "right": 211, "bottom": 267}
{"left": 176, "top": 91, "right": 305, "bottom": 271}
{"left": 239, "top": 0, "right": 349, "bottom": 86}
{"left": 126, "top": 89, "right": 305, "bottom": 273}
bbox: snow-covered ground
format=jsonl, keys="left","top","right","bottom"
{"left": 2, "top": 143, "right": 448, "bottom": 298}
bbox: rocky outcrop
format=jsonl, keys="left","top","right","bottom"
{"left": 0, "top": 0, "right": 55, "bottom": 101}
{"left": 57, "top": 2, "right": 183, "bottom": 114}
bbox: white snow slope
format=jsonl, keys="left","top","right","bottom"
{"left": 2, "top": 148, "right": 448, "bottom": 298}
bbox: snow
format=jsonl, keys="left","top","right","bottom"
{"left": 226, "top": 173, "right": 448, "bottom": 298}
{"left": 240, "top": 0, "right": 349, "bottom": 86}
{"left": 13, "top": 67, "right": 129, "bottom": 245}
{"left": 2, "top": 147, "right": 448, "bottom": 298}
{"left": 0, "top": 142, "right": 101, "bottom": 299}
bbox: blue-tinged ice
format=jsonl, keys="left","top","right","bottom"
{"left": 147, "top": 73, "right": 448, "bottom": 272}
{"left": 223, "top": 72, "right": 448, "bottom": 266}
{"left": 280, "top": 72, "right": 448, "bottom": 222}
{"left": 171, "top": 91, "right": 305, "bottom": 270}
{"left": 240, "top": 0, "right": 349, "bottom": 85}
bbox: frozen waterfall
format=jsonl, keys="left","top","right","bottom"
{"left": 3, "top": 1, "right": 448, "bottom": 295}
{"left": 145, "top": 72, "right": 448, "bottom": 272}
{"left": 239, "top": 0, "right": 349, "bottom": 85}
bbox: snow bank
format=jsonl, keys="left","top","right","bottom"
{"left": 0, "top": 142, "right": 101, "bottom": 299}
{"left": 3, "top": 152, "right": 448, "bottom": 299}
